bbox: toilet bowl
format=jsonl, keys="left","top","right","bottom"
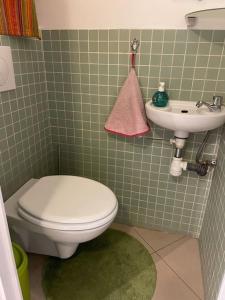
{"left": 5, "top": 176, "right": 118, "bottom": 259}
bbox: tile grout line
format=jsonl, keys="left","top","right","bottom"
{"left": 132, "top": 227, "right": 203, "bottom": 299}
{"left": 134, "top": 226, "right": 188, "bottom": 252}
{"left": 156, "top": 251, "right": 203, "bottom": 300}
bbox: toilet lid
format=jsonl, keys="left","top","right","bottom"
{"left": 18, "top": 176, "right": 117, "bottom": 225}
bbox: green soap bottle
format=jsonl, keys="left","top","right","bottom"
{"left": 152, "top": 82, "right": 169, "bottom": 107}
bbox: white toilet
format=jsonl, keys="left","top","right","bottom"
{"left": 5, "top": 176, "right": 118, "bottom": 259}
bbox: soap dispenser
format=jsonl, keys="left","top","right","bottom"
{"left": 152, "top": 82, "right": 169, "bottom": 107}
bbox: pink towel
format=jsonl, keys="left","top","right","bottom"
{"left": 104, "top": 68, "right": 150, "bottom": 137}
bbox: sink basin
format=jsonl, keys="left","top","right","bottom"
{"left": 145, "top": 100, "right": 225, "bottom": 138}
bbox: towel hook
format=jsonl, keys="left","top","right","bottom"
{"left": 130, "top": 38, "right": 140, "bottom": 68}
{"left": 130, "top": 38, "right": 140, "bottom": 53}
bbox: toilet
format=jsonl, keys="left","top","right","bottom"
{"left": 5, "top": 176, "right": 118, "bottom": 259}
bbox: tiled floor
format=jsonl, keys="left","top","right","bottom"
{"left": 29, "top": 223, "right": 204, "bottom": 300}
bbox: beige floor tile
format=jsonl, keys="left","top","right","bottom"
{"left": 135, "top": 226, "right": 184, "bottom": 251}
{"left": 157, "top": 236, "right": 204, "bottom": 299}
{"left": 28, "top": 254, "right": 46, "bottom": 300}
{"left": 28, "top": 226, "right": 204, "bottom": 300}
{"left": 152, "top": 253, "right": 200, "bottom": 300}
{"left": 111, "top": 222, "right": 154, "bottom": 253}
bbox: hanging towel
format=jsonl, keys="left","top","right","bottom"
{"left": 0, "top": 0, "right": 40, "bottom": 39}
{"left": 104, "top": 68, "right": 150, "bottom": 137}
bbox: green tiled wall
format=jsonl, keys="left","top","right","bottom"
{"left": 42, "top": 29, "right": 225, "bottom": 237}
{"left": 0, "top": 36, "right": 55, "bottom": 200}
{"left": 200, "top": 126, "right": 225, "bottom": 300}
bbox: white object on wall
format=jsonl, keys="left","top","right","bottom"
{"left": 218, "top": 273, "right": 225, "bottom": 300}
{"left": 0, "top": 187, "right": 22, "bottom": 300}
{"left": 35, "top": 0, "right": 225, "bottom": 29}
{"left": 0, "top": 47, "right": 16, "bottom": 93}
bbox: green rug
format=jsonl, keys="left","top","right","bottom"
{"left": 42, "top": 229, "right": 157, "bottom": 300}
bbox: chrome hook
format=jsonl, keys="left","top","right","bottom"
{"left": 130, "top": 38, "right": 140, "bottom": 53}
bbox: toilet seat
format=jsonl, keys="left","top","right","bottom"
{"left": 18, "top": 176, "right": 118, "bottom": 231}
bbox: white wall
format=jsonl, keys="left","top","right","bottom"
{"left": 35, "top": 0, "right": 225, "bottom": 29}
{"left": 0, "top": 189, "right": 22, "bottom": 300}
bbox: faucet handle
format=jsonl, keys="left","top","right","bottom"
{"left": 212, "top": 95, "right": 223, "bottom": 107}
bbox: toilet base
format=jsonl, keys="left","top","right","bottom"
{"left": 56, "top": 242, "right": 79, "bottom": 259}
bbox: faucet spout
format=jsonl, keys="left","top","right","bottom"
{"left": 196, "top": 100, "right": 221, "bottom": 112}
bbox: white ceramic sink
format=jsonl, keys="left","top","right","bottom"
{"left": 145, "top": 100, "right": 225, "bottom": 138}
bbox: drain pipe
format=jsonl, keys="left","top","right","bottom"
{"left": 169, "top": 133, "right": 216, "bottom": 177}
{"left": 170, "top": 138, "right": 188, "bottom": 176}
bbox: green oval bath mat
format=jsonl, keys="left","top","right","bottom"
{"left": 42, "top": 228, "right": 157, "bottom": 300}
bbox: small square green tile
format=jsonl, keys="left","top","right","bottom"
{"left": 79, "top": 30, "right": 88, "bottom": 40}
{"left": 152, "top": 30, "right": 164, "bottom": 41}
{"left": 119, "top": 29, "right": 129, "bottom": 41}
{"left": 150, "top": 54, "right": 161, "bottom": 65}
{"left": 161, "top": 55, "right": 173, "bottom": 66}
{"left": 170, "top": 79, "right": 181, "bottom": 89}
{"left": 109, "top": 30, "right": 119, "bottom": 41}
{"left": 213, "top": 31, "right": 225, "bottom": 43}
{"left": 204, "top": 80, "right": 216, "bottom": 92}
{"left": 140, "top": 41, "right": 151, "bottom": 54}
{"left": 140, "top": 54, "right": 150, "bottom": 65}
{"left": 79, "top": 41, "right": 88, "bottom": 52}
{"left": 187, "top": 30, "right": 201, "bottom": 42}
{"left": 218, "top": 69, "right": 225, "bottom": 80}
{"left": 99, "top": 53, "right": 108, "bottom": 64}
{"left": 51, "top": 30, "right": 60, "bottom": 40}
{"left": 186, "top": 43, "right": 198, "bottom": 55}
{"left": 141, "top": 30, "right": 152, "bottom": 41}
{"left": 194, "top": 68, "right": 206, "bottom": 79}
{"left": 196, "top": 56, "right": 208, "bottom": 67}
{"left": 109, "top": 41, "right": 119, "bottom": 53}
{"left": 181, "top": 79, "right": 193, "bottom": 90}
{"left": 174, "top": 43, "right": 186, "bottom": 54}
{"left": 119, "top": 41, "right": 129, "bottom": 53}
{"left": 130, "top": 29, "right": 141, "bottom": 40}
{"left": 89, "top": 30, "right": 99, "bottom": 41}
{"left": 192, "top": 80, "right": 204, "bottom": 91}
{"left": 200, "top": 30, "right": 213, "bottom": 42}
{"left": 208, "top": 56, "right": 221, "bottom": 68}
{"left": 171, "top": 66, "right": 183, "bottom": 78}
{"left": 198, "top": 43, "right": 211, "bottom": 55}
{"left": 149, "top": 66, "right": 160, "bottom": 77}
{"left": 99, "top": 41, "right": 109, "bottom": 52}
{"left": 172, "top": 55, "right": 184, "bottom": 67}
{"left": 163, "top": 42, "right": 174, "bottom": 54}
{"left": 183, "top": 67, "right": 194, "bottom": 78}
{"left": 109, "top": 54, "right": 118, "bottom": 64}
{"left": 164, "top": 30, "right": 176, "bottom": 41}
{"left": 68, "top": 30, "right": 78, "bottom": 40}
{"left": 210, "top": 43, "right": 223, "bottom": 56}
{"left": 176, "top": 30, "right": 188, "bottom": 42}
{"left": 160, "top": 67, "right": 171, "bottom": 78}
{"left": 152, "top": 42, "right": 163, "bottom": 54}
{"left": 99, "top": 30, "right": 109, "bottom": 41}
{"left": 206, "top": 68, "right": 219, "bottom": 80}
{"left": 89, "top": 42, "right": 99, "bottom": 52}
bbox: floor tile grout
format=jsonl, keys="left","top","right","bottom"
{"left": 133, "top": 227, "right": 203, "bottom": 300}
{"left": 134, "top": 226, "right": 187, "bottom": 253}
{"left": 156, "top": 251, "right": 203, "bottom": 300}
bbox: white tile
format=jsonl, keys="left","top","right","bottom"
{"left": 111, "top": 222, "right": 154, "bottom": 253}
{"left": 157, "top": 237, "right": 204, "bottom": 299}
{"left": 152, "top": 253, "right": 200, "bottom": 300}
{"left": 135, "top": 226, "right": 184, "bottom": 251}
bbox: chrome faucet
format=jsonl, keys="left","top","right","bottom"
{"left": 196, "top": 96, "right": 223, "bottom": 112}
